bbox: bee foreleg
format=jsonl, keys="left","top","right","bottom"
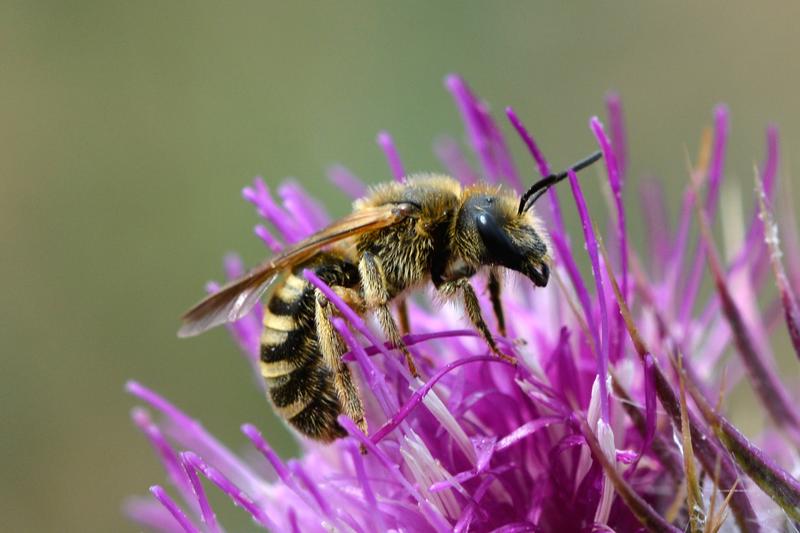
{"left": 314, "top": 289, "right": 367, "bottom": 437}
{"left": 439, "top": 277, "right": 515, "bottom": 365}
{"left": 488, "top": 269, "right": 506, "bottom": 337}
{"left": 359, "top": 252, "right": 420, "bottom": 377}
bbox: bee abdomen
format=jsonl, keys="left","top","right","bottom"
{"left": 259, "top": 273, "right": 316, "bottom": 370}
{"left": 259, "top": 262, "right": 357, "bottom": 441}
{"left": 266, "top": 360, "right": 346, "bottom": 441}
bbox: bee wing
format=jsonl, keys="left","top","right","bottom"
{"left": 178, "top": 202, "right": 417, "bottom": 338}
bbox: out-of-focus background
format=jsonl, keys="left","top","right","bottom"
{"left": 3, "top": 2, "right": 800, "bottom": 531}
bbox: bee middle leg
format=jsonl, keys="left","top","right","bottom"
{"left": 359, "top": 252, "right": 420, "bottom": 377}
{"left": 438, "top": 277, "right": 515, "bottom": 364}
{"left": 488, "top": 269, "right": 506, "bottom": 337}
{"left": 314, "top": 288, "right": 367, "bottom": 436}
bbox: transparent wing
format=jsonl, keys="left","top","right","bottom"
{"left": 177, "top": 274, "right": 278, "bottom": 338}
{"left": 178, "top": 202, "right": 416, "bottom": 337}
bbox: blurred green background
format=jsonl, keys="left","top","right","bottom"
{"left": 3, "top": 2, "right": 800, "bottom": 531}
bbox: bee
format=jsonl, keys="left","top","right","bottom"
{"left": 179, "top": 151, "right": 602, "bottom": 443}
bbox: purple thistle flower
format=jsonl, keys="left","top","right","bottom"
{"left": 127, "top": 75, "right": 800, "bottom": 532}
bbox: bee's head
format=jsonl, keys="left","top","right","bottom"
{"left": 456, "top": 191, "right": 551, "bottom": 287}
{"left": 453, "top": 151, "right": 602, "bottom": 287}
{"left": 452, "top": 152, "right": 602, "bottom": 287}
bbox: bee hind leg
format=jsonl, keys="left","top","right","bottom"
{"left": 359, "top": 252, "right": 420, "bottom": 378}
{"left": 314, "top": 288, "right": 367, "bottom": 438}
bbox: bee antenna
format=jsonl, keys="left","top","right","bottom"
{"left": 518, "top": 150, "right": 603, "bottom": 214}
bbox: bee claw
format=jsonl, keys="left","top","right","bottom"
{"left": 501, "top": 354, "right": 518, "bottom": 365}
{"left": 491, "top": 347, "right": 517, "bottom": 365}
{"left": 401, "top": 349, "right": 421, "bottom": 378}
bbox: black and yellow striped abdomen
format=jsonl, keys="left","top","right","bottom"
{"left": 259, "top": 254, "right": 359, "bottom": 442}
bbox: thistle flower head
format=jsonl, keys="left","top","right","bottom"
{"left": 127, "top": 75, "right": 800, "bottom": 532}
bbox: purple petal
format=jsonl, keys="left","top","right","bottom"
{"left": 126, "top": 381, "right": 265, "bottom": 495}
{"left": 482, "top": 105, "right": 521, "bottom": 191}
{"left": 434, "top": 136, "right": 478, "bottom": 185}
{"left": 370, "top": 355, "right": 514, "bottom": 444}
{"left": 445, "top": 74, "right": 521, "bottom": 190}
{"left": 641, "top": 355, "right": 656, "bottom": 461}
{"left": 454, "top": 473, "right": 496, "bottom": 532}
{"left": 341, "top": 329, "right": 479, "bottom": 361}
{"left": 695, "top": 198, "right": 800, "bottom": 443}
{"left": 728, "top": 126, "right": 779, "bottom": 277}
{"left": 254, "top": 224, "right": 284, "bottom": 253}
{"left": 303, "top": 269, "right": 408, "bottom": 383}
{"left": 288, "top": 508, "right": 301, "bottom": 533}
{"left": 637, "top": 180, "right": 671, "bottom": 276}
{"left": 446, "top": 74, "right": 495, "bottom": 181}
{"left": 705, "top": 104, "right": 729, "bottom": 217}
{"left": 277, "top": 180, "right": 330, "bottom": 234}
{"left": 550, "top": 232, "right": 600, "bottom": 354}
{"left": 604, "top": 247, "right": 759, "bottom": 530}
{"left": 664, "top": 185, "right": 695, "bottom": 300}
{"left": 505, "top": 106, "right": 550, "bottom": 178}
{"left": 658, "top": 361, "right": 759, "bottom": 529}
{"left": 288, "top": 459, "right": 335, "bottom": 521}
{"left": 567, "top": 168, "right": 610, "bottom": 422}
{"left": 332, "top": 317, "right": 397, "bottom": 418}
{"left": 337, "top": 416, "right": 453, "bottom": 533}
{"left": 125, "top": 498, "right": 186, "bottom": 533}
{"left": 682, "top": 362, "right": 800, "bottom": 522}
{"left": 548, "top": 327, "right": 585, "bottom": 407}
{"left": 495, "top": 417, "right": 564, "bottom": 452}
{"left": 242, "top": 178, "right": 306, "bottom": 243}
{"left": 605, "top": 92, "right": 628, "bottom": 180}
{"left": 240, "top": 424, "right": 327, "bottom": 524}
{"left": 780, "top": 187, "right": 800, "bottom": 293}
{"left": 590, "top": 116, "right": 628, "bottom": 364}
{"left": 347, "top": 441, "right": 386, "bottom": 532}
{"left": 715, "top": 421, "right": 800, "bottom": 522}
{"left": 183, "top": 452, "right": 277, "bottom": 530}
{"left": 757, "top": 170, "right": 800, "bottom": 361}
{"left": 679, "top": 105, "right": 729, "bottom": 323}
{"left": 327, "top": 164, "right": 368, "bottom": 198}
{"left": 149, "top": 486, "right": 200, "bottom": 533}
{"left": 131, "top": 408, "right": 196, "bottom": 511}
{"left": 588, "top": 121, "right": 623, "bottom": 232}
{"left": 179, "top": 453, "right": 219, "bottom": 533}
{"left": 505, "top": 106, "right": 565, "bottom": 236}
{"left": 611, "top": 377, "right": 683, "bottom": 480}
{"left": 576, "top": 419, "right": 681, "bottom": 533}
{"left": 240, "top": 424, "right": 292, "bottom": 485}
{"left": 377, "top": 131, "right": 405, "bottom": 182}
